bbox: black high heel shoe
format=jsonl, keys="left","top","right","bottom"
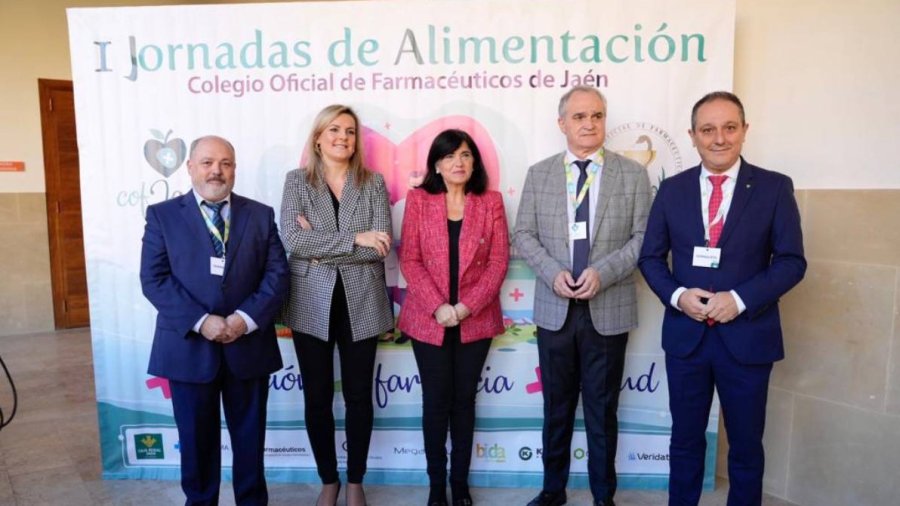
{"left": 316, "top": 481, "right": 341, "bottom": 506}
{"left": 346, "top": 482, "right": 369, "bottom": 506}
{"left": 451, "top": 484, "right": 473, "bottom": 506}
{"left": 427, "top": 485, "right": 449, "bottom": 506}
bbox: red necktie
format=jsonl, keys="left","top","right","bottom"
{"left": 707, "top": 175, "right": 728, "bottom": 248}
{"left": 706, "top": 175, "right": 727, "bottom": 326}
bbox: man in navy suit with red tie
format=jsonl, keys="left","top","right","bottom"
{"left": 140, "top": 135, "right": 289, "bottom": 505}
{"left": 639, "top": 92, "right": 806, "bottom": 505}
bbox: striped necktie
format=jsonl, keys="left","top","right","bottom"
{"left": 202, "top": 201, "right": 226, "bottom": 257}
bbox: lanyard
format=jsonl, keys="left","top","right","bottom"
{"left": 564, "top": 149, "right": 604, "bottom": 211}
{"left": 700, "top": 177, "right": 734, "bottom": 245}
{"left": 200, "top": 203, "right": 230, "bottom": 256}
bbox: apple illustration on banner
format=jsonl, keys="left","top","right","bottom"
{"left": 143, "top": 129, "right": 186, "bottom": 178}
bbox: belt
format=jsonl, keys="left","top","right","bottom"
{"left": 570, "top": 298, "right": 589, "bottom": 306}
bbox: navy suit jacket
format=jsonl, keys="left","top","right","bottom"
{"left": 140, "top": 191, "right": 290, "bottom": 383}
{"left": 638, "top": 159, "right": 806, "bottom": 364}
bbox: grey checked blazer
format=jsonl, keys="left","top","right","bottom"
{"left": 513, "top": 150, "right": 652, "bottom": 335}
{"left": 280, "top": 168, "right": 394, "bottom": 341}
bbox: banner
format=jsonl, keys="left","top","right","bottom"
{"left": 68, "top": 0, "right": 734, "bottom": 489}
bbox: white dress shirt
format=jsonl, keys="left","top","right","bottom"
{"left": 669, "top": 161, "right": 747, "bottom": 315}
{"left": 189, "top": 192, "right": 258, "bottom": 335}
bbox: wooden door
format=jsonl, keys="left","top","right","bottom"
{"left": 39, "top": 79, "right": 89, "bottom": 329}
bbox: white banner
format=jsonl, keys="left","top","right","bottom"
{"left": 69, "top": 0, "right": 733, "bottom": 489}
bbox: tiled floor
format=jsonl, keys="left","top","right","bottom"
{"left": 0, "top": 329, "right": 796, "bottom": 505}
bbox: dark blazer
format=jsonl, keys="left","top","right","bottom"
{"left": 397, "top": 188, "right": 509, "bottom": 345}
{"left": 279, "top": 168, "right": 394, "bottom": 341}
{"left": 638, "top": 159, "right": 806, "bottom": 364}
{"left": 140, "top": 191, "right": 289, "bottom": 383}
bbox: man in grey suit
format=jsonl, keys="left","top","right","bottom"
{"left": 514, "top": 86, "right": 652, "bottom": 506}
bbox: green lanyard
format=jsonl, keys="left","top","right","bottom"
{"left": 564, "top": 148, "right": 604, "bottom": 210}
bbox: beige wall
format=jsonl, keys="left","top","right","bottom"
{"left": 768, "top": 189, "right": 900, "bottom": 504}
{"left": 1, "top": 1, "right": 899, "bottom": 503}
{"left": 0, "top": 194, "right": 54, "bottom": 334}
{"left": 725, "top": 2, "right": 900, "bottom": 504}
{"left": 735, "top": 0, "right": 900, "bottom": 189}
{"left": 715, "top": 189, "right": 900, "bottom": 504}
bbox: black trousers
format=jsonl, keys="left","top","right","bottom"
{"left": 536, "top": 303, "right": 628, "bottom": 502}
{"left": 292, "top": 283, "right": 378, "bottom": 484}
{"left": 409, "top": 328, "right": 491, "bottom": 490}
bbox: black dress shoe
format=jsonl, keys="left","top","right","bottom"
{"left": 427, "top": 486, "right": 449, "bottom": 506}
{"left": 594, "top": 500, "right": 615, "bottom": 506}
{"left": 526, "top": 490, "right": 566, "bottom": 506}
{"left": 452, "top": 483, "right": 473, "bottom": 506}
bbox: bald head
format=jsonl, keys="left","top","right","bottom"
{"left": 189, "top": 135, "right": 235, "bottom": 161}
{"left": 187, "top": 135, "right": 236, "bottom": 202}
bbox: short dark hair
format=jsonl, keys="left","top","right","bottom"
{"left": 419, "top": 129, "right": 488, "bottom": 195}
{"left": 691, "top": 91, "right": 746, "bottom": 130}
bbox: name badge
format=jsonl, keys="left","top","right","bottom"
{"left": 692, "top": 247, "right": 721, "bottom": 269}
{"left": 210, "top": 256, "right": 225, "bottom": 276}
{"left": 570, "top": 221, "right": 588, "bottom": 241}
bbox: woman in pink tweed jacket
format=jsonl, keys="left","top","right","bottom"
{"left": 396, "top": 129, "right": 509, "bottom": 506}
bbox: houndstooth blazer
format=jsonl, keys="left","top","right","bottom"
{"left": 279, "top": 168, "right": 394, "bottom": 341}
{"left": 513, "top": 150, "right": 652, "bottom": 335}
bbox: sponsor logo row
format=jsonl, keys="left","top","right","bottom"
{"left": 123, "top": 427, "right": 671, "bottom": 474}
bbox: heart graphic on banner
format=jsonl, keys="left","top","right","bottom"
{"left": 143, "top": 129, "right": 187, "bottom": 178}
{"left": 303, "top": 116, "right": 500, "bottom": 202}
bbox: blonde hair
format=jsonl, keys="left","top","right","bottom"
{"left": 303, "top": 104, "right": 370, "bottom": 187}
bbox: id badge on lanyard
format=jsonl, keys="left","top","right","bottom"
{"left": 694, "top": 180, "right": 733, "bottom": 269}
{"left": 564, "top": 150, "right": 603, "bottom": 243}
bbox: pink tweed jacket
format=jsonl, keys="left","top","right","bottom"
{"left": 397, "top": 188, "right": 509, "bottom": 345}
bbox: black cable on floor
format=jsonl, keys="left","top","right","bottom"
{"left": 0, "top": 353, "right": 17, "bottom": 430}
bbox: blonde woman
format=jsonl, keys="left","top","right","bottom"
{"left": 280, "top": 105, "right": 393, "bottom": 506}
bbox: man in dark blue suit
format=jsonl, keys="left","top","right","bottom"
{"left": 140, "top": 135, "right": 289, "bottom": 506}
{"left": 638, "top": 92, "right": 806, "bottom": 506}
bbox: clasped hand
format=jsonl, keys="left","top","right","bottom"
{"left": 199, "top": 314, "right": 247, "bottom": 343}
{"left": 677, "top": 288, "right": 739, "bottom": 324}
{"left": 434, "top": 303, "right": 471, "bottom": 327}
{"left": 552, "top": 268, "right": 601, "bottom": 299}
